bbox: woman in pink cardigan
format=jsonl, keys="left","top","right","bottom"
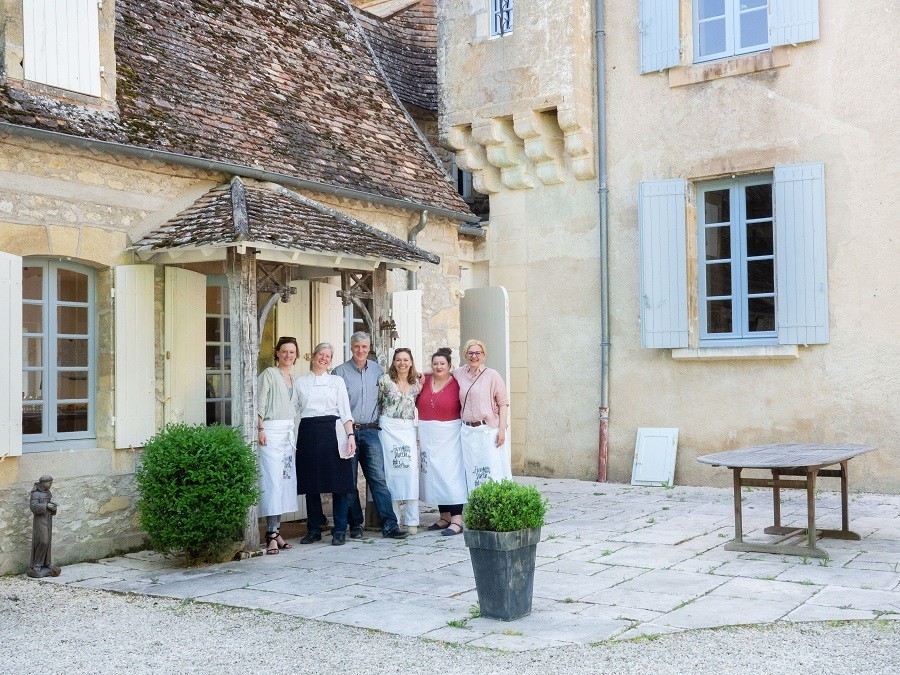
{"left": 453, "top": 339, "right": 511, "bottom": 493}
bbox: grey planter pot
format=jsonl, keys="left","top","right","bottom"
{"left": 464, "top": 527, "right": 541, "bottom": 621}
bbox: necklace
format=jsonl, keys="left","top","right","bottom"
{"left": 430, "top": 376, "right": 450, "bottom": 408}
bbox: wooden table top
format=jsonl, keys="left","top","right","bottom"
{"left": 696, "top": 443, "right": 876, "bottom": 469}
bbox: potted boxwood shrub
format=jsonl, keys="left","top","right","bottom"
{"left": 136, "top": 423, "right": 259, "bottom": 565}
{"left": 463, "top": 479, "right": 547, "bottom": 621}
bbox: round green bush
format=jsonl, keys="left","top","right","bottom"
{"left": 135, "top": 424, "right": 260, "bottom": 564}
{"left": 463, "top": 479, "right": 547, "bottom": 532}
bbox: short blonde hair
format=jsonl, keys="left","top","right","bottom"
{"left": 463, "top": 339, "right": 487, "bottom": 358}
{"left": 311, "top": 342, "right": 334, "bottom": 360}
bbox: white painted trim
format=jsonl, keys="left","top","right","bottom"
{"left": 671, "top": 345, "right": 799, "bottom": 361}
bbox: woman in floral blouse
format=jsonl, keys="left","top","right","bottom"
{"left": 378, "top": 348, "right": 422, "bottom": 532}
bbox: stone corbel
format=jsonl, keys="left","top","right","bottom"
{"left": 557, "top": 105, "right": 596, "bottom": 181}
{"left": 513, "top": 110, "right": 567, "bottom": 185}
{"left": 472, "top": 117, "right": 534, "bottom": 190}
{"left": 447, "top": 124, "right": 502, "bottom": 195}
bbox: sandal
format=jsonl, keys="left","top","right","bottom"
{"left": 428, "top": 519, "right": 451, "bottom": 531}
{"left": 440, "top": 523, "right": 464, "bottom": 536}
{"left": 274, "top": 530, "right": 293, "bottom": 550}
{"left": 266, "top": 532, "right": 280, "bottom": 554}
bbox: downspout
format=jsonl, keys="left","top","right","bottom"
{"left": 407, "top": 210, "right": 428, "bottom": 290}
{"left": 595, "top": 0, "right": 611, "bottom": 482}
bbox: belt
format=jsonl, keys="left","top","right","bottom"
{"left": 463, "top": 420, "right": 487, "bottom": 427}
{"left": 354, "top": 422, "right": 380, "bottom": 430}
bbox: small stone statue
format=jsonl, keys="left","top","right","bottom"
{"left": 27, "top": 475, "right": 61, "bottom": 578}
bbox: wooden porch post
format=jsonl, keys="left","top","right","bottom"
{"left": 227, "top": 246, "right": 260, "bottom": 551}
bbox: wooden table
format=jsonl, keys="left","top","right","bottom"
{"left": 697, "top": 444, "right": 876, "bottom": 559}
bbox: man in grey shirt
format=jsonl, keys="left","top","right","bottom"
{"left": 333, "top": 332, "right": 407, "bottom": 539}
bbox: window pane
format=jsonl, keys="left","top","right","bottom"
{"left": 23, "top": 404, "right": 43, "bottom": 434}
{"left": 206, "top": 285, "right": 223, "bottom": 314}
{"left": 58, "top": 306, "right": 89, "bottom": 335}
{"left": 207, "top": 374, "right": 222, "bottom": 398}
{"left": 704, "top": 189, "right": 730, "bottom": 224}
{"left": 206, "top": 317, "right": 221, "bottom": 341}
{"left": 57, "top": 268, "right": 89, "bottom": 302}
{"left": 206, "top": 345, "right": 221, "bottom": 368}
{"left": 23, "top": 267, "right": 43, "bottom": 300}
{"left": 747, "top": 259, "right": 775, "bottom": 294}
{"left": 699, "top": 18, "right": 727, "bottom": 57}
{"left": 57, "top": 403, "right": 88, "bottom": 432}
{"left": 748, "top": 297, "right": 775, "bottom": 332}
{"left": 745, "top": 183, "right": 772, "bottom": 219}
{"left": 699, "top": 0, "right": 726, "bottom": 19}
{"left": 705, "top": 226, "right": 731, "bottom": 260}
{"left": 742, "top": 0, "right": 767, "bottom": 8}
{"left": 58, "top": 371, "right": 88, "bottom": 399}
{"left": 223, "top": 346, "right": 231, "bottom": 369}
{"left": 58, "top": 338, "right": 88, "bottom": 367}
{"left": 223, "top": 317, "right": 231, "bottom": 342}
{"left": 739, "top": 7, "right": 768, "bottom": 49}
{"left": 23, "top": 304, "right": 42, "bottom": 333}
{"left": 23, "top": 337, "right": 42, "bottom": 366}
{"left": 23, "top": 371, "right": 43, "bottom": 400}
{"left": 706, "top": 263, "right": 732, "bottom": 296}
{"left": 707, "top": 299, "right": 733, "bottom": 333}
{"left": 746, "top": 222, "right": 774, "bottom": 256}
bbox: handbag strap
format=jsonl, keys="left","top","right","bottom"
{"left": 461, "top": 367, "right": 487, "bottom": 420}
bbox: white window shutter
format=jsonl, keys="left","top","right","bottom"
{"left": 0, "top": 252, "right": 23, "bottom": 458}
{"left": 639, "top": 179, "right": 688, "bottom": 348}
{"left": 391, "top": 290, "right": 424, "bottom": 369}
{"left": 23, "top": 0, "right": 102, "bottom": 97}
{"left": 115, "top": 265, "right": 156, "bottom": 448}
{"left": 769, "top": 0, "right": 820, "bottom": 47}
{"left": 313, "top": 282, "right": 345, "bottom": 362}
{"left": 639, "top": 0, "right": 680, "bottom": 73}
{"left": 774, "top": 162, "right": 829, "bottom": 345}
{"left": 164, "top": 268, "right": 206, "bottom": 426}
{"left": 276, "top": 280, "right": 312, "bottom": 367}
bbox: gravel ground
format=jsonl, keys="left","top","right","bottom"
{"left": 1, "top": 577, "right": 898, "bottom": 675}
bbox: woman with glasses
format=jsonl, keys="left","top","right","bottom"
{"left": 256, "top": 336, "right": 301, "bottom": 554}
{"left": 378, "top": 347, "right": 423, "bottom": 532}
{"left": 454, "top": 339, "right": 511, "bottom": 493}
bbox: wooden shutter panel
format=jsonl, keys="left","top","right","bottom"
{"left": 639, "top": 179, "right": 688, "bottom": 348}
{"left": 276, "top": 280, "right": 312, "bottom": 367}
{"left": 23, "top": 0, "right": 101, "bottom": 97}
{"left": 115, "top": 265, "right": 156, "bottom": 448}
{"left": 774, "top": 163, "right": 829, "bottom": 345}
{"left": 164, "top": 268, "right": 206, "bottom": 426}
{"left": 391, "top": 290, "right": 423, "bottom": 369}
{"left": 313, "top": 281, "right": 345, "bottom": 362}
{"left": 0, "top": 252, "right": 23, "bottom": 458}
{"left": 639, "top": 0, "right": 680, "bottom": 73}
{"left": 769, "top": 0, "right": 820, "bottom": 47}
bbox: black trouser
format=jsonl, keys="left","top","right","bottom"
{"left": 439, "top": 504, "right": 464, "bottom": 517}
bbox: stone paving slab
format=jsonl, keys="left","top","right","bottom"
{"left": 42, "top": 478, "right": 900, "bottom": 652}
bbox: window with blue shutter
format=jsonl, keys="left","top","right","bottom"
{"left": 639, "top": 0, "right": 681, "bottom": 73}
{"left": 638, "top": 179, "right": 689, "bottom": 348}
{"left": 769, "top": 0, "right": 820, "bottom": 46}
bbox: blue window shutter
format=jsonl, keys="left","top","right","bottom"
{"left": 639, "top": 179, "right": 688, "bottom": 348}
{"left": 774, "top": 163, "right": 829, "bottom": 345}
{"left": 639, "top": 0, "right": 680, "bottom": 73}
{"left": 769, "top": 0, "right": 820, "bottom": 46}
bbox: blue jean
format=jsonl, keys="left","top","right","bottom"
{"left": 306, "top": 492, "right": 349, "bottom": 537}
{"left": 348, "top": 427, "right": 399, "bottom": 535}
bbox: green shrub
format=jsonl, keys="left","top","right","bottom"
{"left": 463, "top": 479, "right": 547, "bottom": 532}
{"left": 135, "top": 424, "right": 259, "bottom": 564}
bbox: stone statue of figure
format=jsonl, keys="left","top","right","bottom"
{"left": 27, "top": 475, "right": 61, "bottom": 578}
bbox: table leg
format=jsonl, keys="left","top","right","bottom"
{"left": 733, "top": 468, "right": 743, "bottom": 543}
{"left": 772, "top": 469, "right": 781, "bottom": 529}
{"left": 840, "top": 459, "right": 850, "bottom": 533}
{"left": 806, "top": 469, "right": 818, "bottom": 551}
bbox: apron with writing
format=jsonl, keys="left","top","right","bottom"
{"left": 379, "top": 415, "right": 419, "bottom": 501}
{"left": 460, "top": 424, "right": 512, "bottom": 493}
{"left": 259, "top": 419, "right": 298, "bottom": 516}
{"left": 418, "top": 419, "right": 468, "bottom": 505}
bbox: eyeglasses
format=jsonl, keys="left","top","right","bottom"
{"left": 466, "top": 351, "right": 484, "bottom": 357}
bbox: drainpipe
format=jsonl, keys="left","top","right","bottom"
{"left": 407, "top": 210, "right": 428, "bottom": 290}
{"left": 595, "top": 0, "right": 610, "bottom": 483}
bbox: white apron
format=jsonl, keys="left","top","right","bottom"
{"left": 419, "top": 420, "right": 468, "bottom": 505}
{"left": 259, "top": 419, "right": 298, "bottom": 516}
{"left": 461, "top": 424, "right": 512, "bottom": 493}
{"left": 379, "top": 415, "right": 419, "bottom": 501}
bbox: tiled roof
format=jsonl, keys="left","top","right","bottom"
{"left": 132, "top": 178, "right": 440, "bottom": 266}
{"left": 0, "top": 0, "right": 468, "bottom": 216}
{"left": 355, "top": 0, "right": 438, "bottom": 112}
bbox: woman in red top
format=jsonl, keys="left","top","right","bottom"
{"left": 416, "top": 348, "right": 468, "bottom": 536}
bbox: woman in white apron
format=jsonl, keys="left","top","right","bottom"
{"left": 453, "top": 339, "right": 512, "bottom": 493}
{"left": 417, "top": 348, "right": 467, "bottom": 536}
{"left": 257, "top": 336, "right": 301, "bottom": 554}
{"left": 378, "top": 347, "right": 422, "bottom": 531}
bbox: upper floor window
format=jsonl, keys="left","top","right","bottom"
{"left": 23, "top": 0, "right": 102, "bottom": 96}
{"left": 694, "top": 0, "right": 769, "bottom": 62}
{"left": 22, "top": 260, "right": 96, "bottom": 445}
{"left": 491, "top": 0, "right": 513, "bottom": 37}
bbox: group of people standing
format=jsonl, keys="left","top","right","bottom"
{"left": 255, "top": 331, "right": 510, "bottom": 551}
